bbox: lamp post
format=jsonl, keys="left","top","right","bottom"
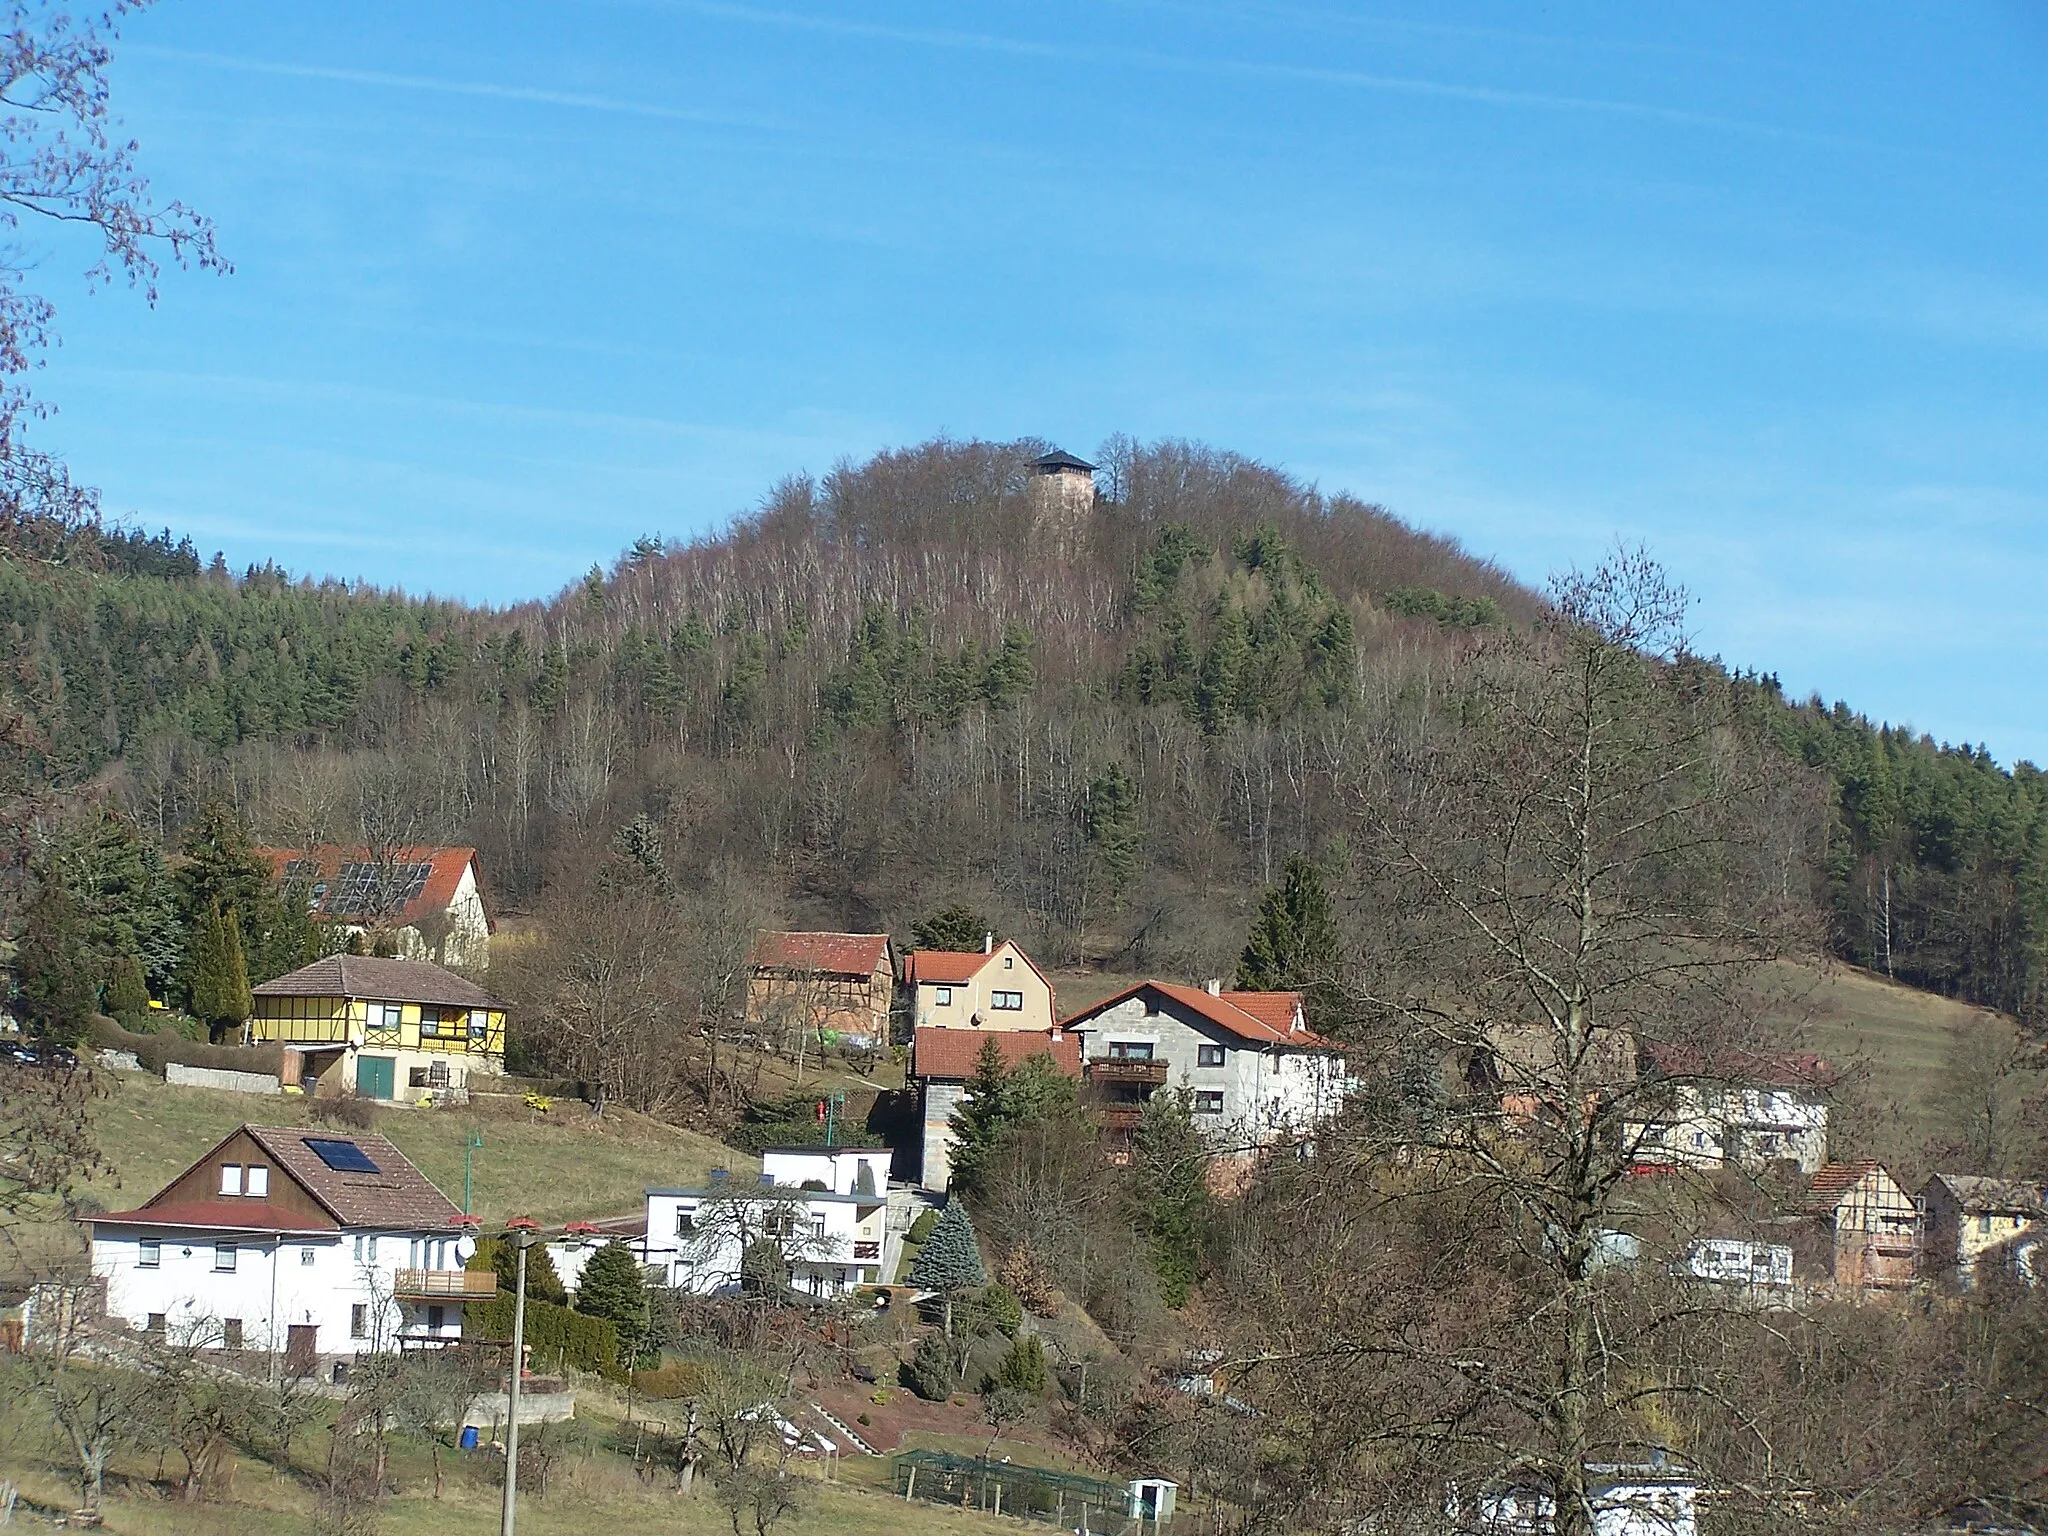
{"left": 464, "top": 1128, "right": 484, "bottom": 1214}
{"left": 500, "top": 1219, "right": 537, "bottom": 1536}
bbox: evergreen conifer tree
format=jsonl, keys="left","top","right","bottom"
{"left": 1133, "top": 1089, "right": 1213, "bottom": 1308}
{"left": 104, "top": 954, "right": 151, "bottom": 1025}
{"left": 1235, "top": 852, "right": 1343, "bottom": 999}
{"left": 574, "top": 1240, "right": 649, "bottom": 1360}
{"left": 908, "top": 1202, "right": 986, "bottom": 1335}
{"left": 188, "top": 904, "right": 252, "bottom": 1039}
{"left": 17, "top": 867, "right": 95, "bottom": 1041}
{"left": 913, "top": 904, "right": 992, "bottom": 952}
{"left": 1083, "top": 761, "right": 1143, "bottom": 895}
{"left": 483, "top": 1233, "right": 568, "bottom": 1306}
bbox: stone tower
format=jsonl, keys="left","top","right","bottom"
{"left": 1028, "top": 448, "right": 1097, "bottom": 550}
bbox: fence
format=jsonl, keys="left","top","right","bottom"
{"left": 892, "top": 1450, "right": 1172, "bottom": 1532}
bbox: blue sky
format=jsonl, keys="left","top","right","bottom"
{"left": 24, "top": 2, "right": 2048, "bottom": 762}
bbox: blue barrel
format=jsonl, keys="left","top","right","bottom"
{"left": 459, "top": 1426, "right": 480, "bottom": 1451}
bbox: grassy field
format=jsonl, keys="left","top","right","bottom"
{"left": 78, "top": 1072, "right": 750, "bottom": 1226}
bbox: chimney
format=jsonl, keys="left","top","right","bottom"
{"left": 1205, "top": 979, "right": 1222, "bottom": 996}
{"left": 983, "top": 932, "right": 993, "bottom": 954}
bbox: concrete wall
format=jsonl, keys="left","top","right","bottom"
{"left": 165, "top": 1063, "right": 281, "bottom": 1095}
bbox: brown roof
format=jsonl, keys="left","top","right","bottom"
{"left": 904, "top": 949, "right": 996, "bottom": 986}
{"left": 91, "top": 1199, "right": 335, "bottom": 1233}
{"left": 1925, "top": 1174, "right": 2048, "bottom": 1216}
{"left": 1803, "top": 1161, "right": 1889, "bottom": 1213}
{"left": 257, "top": 845, "right": 490, "bottom": 930}
{"left": 750, "top": 931, "right": 891, "bottom": 976}
{"left": 1062, "top": 980, "right": 1330, "bottom": 1048}
{"left": 1641, "top": 1042, "right": 1832, "bottom": 1088}
{"left": 251, "top": 954, "right": 503, "bottom": 1010}
{"left": 912, "top": 1026, "right": 1081, "bottom": 1081}
{"left": 253, "top": 1125, "right": 463, "bottom": 1230}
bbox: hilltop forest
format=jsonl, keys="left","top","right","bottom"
{"left": 3, "top": 436, "right": 2046, "bottom": 1025}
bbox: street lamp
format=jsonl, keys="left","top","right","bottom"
{"left": 500, "top": 1218, "right": 539, "bottom": 1536}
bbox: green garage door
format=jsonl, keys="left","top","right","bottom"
{"left": 355, "top": 1055, "right": 396, "bottom": 1100}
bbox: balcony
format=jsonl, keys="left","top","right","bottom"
{"left": 394, "top": 1269, "right": 497, "bottom": 1300}
{"left": 1088, "top": 1059, "right": 1168, "bottom": 1086}
{"left": 853, "top": 1242, "right": 880, "bottom": 1260}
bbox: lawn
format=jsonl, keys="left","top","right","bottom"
{"left": 77, "top": 1071, "right": 751, "bottom": 1226}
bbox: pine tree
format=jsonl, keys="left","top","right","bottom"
{"left": 1236, "top": 853, "right": 1342, "bottom": 993}
{"left": 913, "top": 904, "right": 991, "bottom": 952}
{"left": 908, "top": 1202, "right": 987, "bottom": 1336}
{"left": 481, "top": 1234, "right": 568, "bottom": 1306}
{"left": 946, "top": 1039, "right": 1013, "bottom": 1200}
{"left": 17, "top": 867, "right": 96, "bottom": 1042}
{"left": 188, "top": 904, "right": 252, "bottom": 1039}
{"left": 1083, "top": 761, "right": 1143, "bottom": 895}
{"left": 573, "top": 1240, "right": 649, "bottom": 1360}
{"left": 1134, "top": 1090, "right": 1212, "bottom": 1307}
{"left": 104, "top": 954, "right": 151, "bottom": 1025}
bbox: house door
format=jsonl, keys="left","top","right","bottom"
{"left": 285, "top": 1325, "right": 317, "bottom": 1376}
{"left": 356, "top": 1055, "right": 396, "bottom": 1100}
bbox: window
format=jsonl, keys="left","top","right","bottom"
{"left": 468, "top": 1010, "right": 492, "bottom": 1043}
{"left": 300, "top": 1246, "right": 316, "bottom": 1266}
{"left": 408, "top": 1067, "right": 431, "bottom": 1088}
{"left": 676, "top": 1210, "right": 695, "bottom": 1236}
{"left": 138, "top": 1239, "right": 161, "bottom": 1268}
{"left": 1193, "top": 1091, "right": 1225, "bottom": 1114}
{"left": 935, "top": 986, "right": 953, "bottom": 1006}
{"left": 1003, "top": 956, "right": 1014, "bottom": 968}
{"left": 426, "top": 1305, "right": 446, "bottom": 1332}
{"left": 245, "top": 1166, "right": 269, "bottom": 1197}
{"left": 354, "top": 1235, "right": 379, "bottom": 1262}
{"left": 1980, "top": 1214, "right": 1993, "bottom": 1235}
{"left": 419, "top": 1010, "right": 441, "bottom": 1039}
{"left": 350, "top": 1304, "right": 368, "bottom": 1339}
{"left": 146, "top": 1313, "right": 166, "bottom": 1335}
{"left": 1197, "top": 1044, "right": 1227, "bottom": 1067}
{"left": 991, "top": 990, "right": 1024, "bottom": 1010}
{"left": 1108, "top": 1041, "right": 1155, "bottom": 1061}
{"left": 219, "top": 1164, "right": 243, "bottom": 1195}
{"left": 215, "top": 1242, "right": 238, "bottom": 1273}
{"left": 222, "top": 1318, "right": 244, "bottom": 1350}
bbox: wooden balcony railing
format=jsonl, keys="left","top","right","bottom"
{"left": 1088, "top": 1059, "right": 1168, "bottom": 1086}
{"left": 394, "top": 1269, "right": 497, "bottom": 1300}
{"left": 1100, "top": 1105, "right": 1146, "bottom": 1131}
{"left": 853, "top": 1242, "right": 881, "bottom": 1260}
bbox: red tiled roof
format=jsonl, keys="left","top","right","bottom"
{"left": 251, "top": 955, "right": 503, "bottom": 1010}
{"left": 257, "top": 845, "right": 489, "bottom": 930}
{"left": 1803, "top": 1160, "right": 1887, "bottom": 1213}
{"left": 903, "top": 949, "right": 993, "bottom": 986}
{"left": 90, "top": 1200, "right": 334, "bottom": 1233}
{"left": 1642, "top": 1042, "right": 1832, "bottom": 1088}
{"left": 750, "top": 931, "right": 891, "bottom": 976}
{"left": 912, "top": 1026, "right": 1081, "bottom": 1081}
{"left": 1062, "top": 981, "right": 1328, "bottom": 1048}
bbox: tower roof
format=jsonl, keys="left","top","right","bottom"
{"left": 1033, "top": 449, "right": 1096, "bottom": 474}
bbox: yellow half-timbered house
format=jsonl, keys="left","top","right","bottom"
{"left": 248, "top": 955, "right": 508, "bottom": 1104}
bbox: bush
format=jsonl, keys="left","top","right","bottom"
{"left": 467, "top": 1290, "right": 620, "bottom": 1377}
{"left": 309, "top": 1096, "right": 379, "bottom": 1130}
{"left": 975, "top": 1283, "right": 1023, "bottom": 1339}
{"left": 990, "top": 1335, "right": 1048, "bottom": 1394}
{"left": 902, "top": 1332, "right": 954, "bottom": 1401}
{"left": 906, "top": 1208, "right": 939, "bottom": 1245}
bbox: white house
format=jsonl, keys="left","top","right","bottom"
{"left": 1060, "top": 981, "right": 1348, "bottom": 1173}
{"left": 1682, "top": 1237, "right": 1793, "bottom": 1293}
{"left": 1471, "top": 1462, "right": 1698, "bottom": 1536}
{"left": 86, "top": 1125, "right": 488, "bottom": 1376}
{"left": 643, "top": 1146, "right": 893, "bottom": 1299}
{"left": 1626, "top": 1048, "right": 1830, "bottom": 1175}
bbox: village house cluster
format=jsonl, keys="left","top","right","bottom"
{"left": 51, "top": 878, "right": 2045, "bottom": 1411}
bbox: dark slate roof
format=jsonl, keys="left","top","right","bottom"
{"left": 251, "top": 954, "right": 503, "bottom": 1010}
{"left": 1033, "top": 449, "right": 1096, "bottom": 473}
{"left": 243, "top": 1125, "right": 467, "bottom": 1230}
{"left": 91, "top": 1199, "right": 335, "bottom": 1233}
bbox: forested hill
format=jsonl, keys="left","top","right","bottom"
{"left": 2, "top": 436, "right": 2044, "bottom": 1024}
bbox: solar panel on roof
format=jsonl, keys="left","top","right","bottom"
{"left": 303, "top": 1137, "right": 381, "bottom": 1173}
